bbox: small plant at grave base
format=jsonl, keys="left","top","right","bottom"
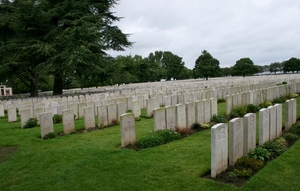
{"left": 232, "top": 168, "right": 253, "bottom": 177}
{"left": 175, "top": 127, "right": 192, "bottom": 135}
{"left": 135, "top": 117, "right": 141, "bottom": 121}
{"left": 291, "top": 123, "right": 300, "bottom": 135}
{"left": 43, "top": 132, "right": 57, "bottom": 140}
{"left": 291, "top": 94, "right": 299, "bottom": 98}
{"left": 217, "top": 98, "right": 226, "bottom": 103}
{"left": 282, "top": 81, "right": 287, "bottom": 84}
{"left": 200, "top": 123, "right": 211, "bottom": 129}
{"left": 135, "top": 129, "right": 181, "bottom": 149}
{"left": 230, "top": 105, "right": 247, "bottom": 118}
{"left": 246, "top": 104, "right": 259, "bottom": 113}
{"left": 160, "top": 105, "right": 165, "bottom": 108}
{"left": 211, "top": 114, "right": 227, "bottom": 123}
{"left": 126, "top": 110, "right": 132, "bottom": 113}
{"left": 23, "top": 118, "right": 38, "bottom": 129}
{"left": 191, "top": 123, "right": 201, "bottom": 130}
{"left": 53, "top": 114, "right": 63, "bottom": 124}
{"left": 282, "top": 132, "right": 298, "bottom": 141}
{"left": 262, "top": 139, "right": 287, "bottom": 155}
{"left": 272, "top": 97, "right": 285, "bottom": 104}
{"left": 140, "top": 114, "right": 152, "bottom": 119}
{"left": 246, "top": 147, "right": 271, "bottom": 161}
{"left": 236, "top": 157, "right": 264, "bottom": 171}
{"left": 259, "top": 101, "right": 272, "bottom": 109}
{"left": 227, "top": 171, "right": 238, "bottom": 178}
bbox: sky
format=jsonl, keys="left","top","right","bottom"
{"left": 107, "top": 0, "right": 300, "bottom": 69}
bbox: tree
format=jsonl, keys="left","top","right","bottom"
{"left": 0, "top": 0, "right": 132, "bottom": 96}
{"left": 283, "top": 57, "right": 300, "bottom": 73}
{"left": 222, "top": 67, "right": 232, "bottom": 77}
{"left": 269, "top": 62, "right": 281, "bottom": 74}
{"left": 177, "top": 66, "right": 192, "bottom": 80}
{"left": 193, "top": 50, "right": 222, "bottom": 80}
{"left": 231, "top": 58, "right": 256, "bottom": 77}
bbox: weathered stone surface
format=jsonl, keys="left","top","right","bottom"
{"left": 20, "top": 109, "right": 31, "bottom": 129}
{"left": 274, "top": 104, "right": 282, "bottom": 138}
{"left": 63, "top": 109, "right": 75, "bottom": 134}
{"left": 259, "top": 108, "right": 270, "bottom": 145}
{"left": 243, "top": 113, "right": 256, "bottom": 155}
{"left": 211, "top": 123, "right": 228, "bottom": 178}
{"left": 84, "top": 107, "right": 95, "bottom": 129}
{"left": 176, "top": 104, "right": 186, "bottom": 131}
{"left": 120, "top": 113, "right": 136, "bottom": 147}
{"left": 229, "top": 118, "right": 244, "bottom": 166}
{"left": 186, "top": 102, "right": 195, "bottom": 130}
{"left": 154, "top": 107, "right": 166, "bottom": 131}
{"left": 7, "top": 106, "right": 17, "bottom": 122}
{"left": 40, "top": 112, "right": 54, "bottom": 138}
{"left": 165, "top": 105, "right": 176, "bottom": 130}
{"left": 97, "top": 105, "right": 108, "bottom": 128}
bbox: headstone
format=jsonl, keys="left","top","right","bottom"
{"left": 176, "top": 104, "right": 186, "bottom": 131}
{"left": 97, "top": 105, "right": 108, "bottom": 128}
{"left": 196, "top": 100, "right": 205, "bottom": 124}
{"left": 107, "top": 104, "right": 117, "bottom": 126}
{"left": 291, "top": 98, "right": 297, "bottom": 125}
{"left": 0, "top": 104, "right": 4, "bottom": 117}
{"left": 19, "top": 109, "right": 31, "bottom": 129}
{"left": 171, "top": 95, "right": 178, "bottom": 106}
{"left": 62, "top": 109, "right": 75, "bottom": 134}
{"left": 78, "top": 102, "right": 86, "bottom": 119}
{"left": 165, "top": 105, "right": 176, "bottom": 130}
{"left": 274, "top": 104, "right": 282, "bottom": 138}
{"left": 243, "top": 113, "right": 256, "bottom": 156}
{"left": 146, "top": 98, "right": 154, "bottom": 117}
{"left": 259, "top": 108, "right": 270, "bottom": 145}
{"left": 68, "top": 103, "right": 78, "bottom": 120}
{"left": 210, "top": 98, "right": 218, "bottom": 116}
{"left": 132, "top": 100, "right": 141, "bottom": 118}
{"left": 211, "top": 123, "right": 228, "bottom": 178}
{"left": 163, "top": 96, "right": 171, "bottom": 107}
{"left": 226, "top": 95, "right": 232, "bottom": 115}
{"left": 229, "top": 118, "right": 244, "bottom": 166}
{"left": 154, "top": 107, "right": 166, "bottom": 131}
{"left": 40, "top": 112, "right": 54, "bottom": 138}
{"left": 186, "top": 102, "right": 195, "bottom": 130}
{"left": 285, "top": 100, "right": 292, "bottom": 131}
{"left": 84, "top": 107, "right": 95, "bottom": 129}
{"left": 204, "top": 99, "right": 211, "bottom": 123}
{"left": 7, "top": 106, "right": 17, "bottom": 122}
{"left": 268, "top": 106, "right": 277, "bottom": 141}
{"left": 120, "top": 113, "right": 136, "bottom": 147}
{"left": 117, "top": 102, "right": 126, "bottom": 122}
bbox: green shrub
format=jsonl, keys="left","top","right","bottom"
{"left": 200, "top": 123, "right": 211, "bottom": 129}
{"left": 272, "top": 97, "right": 285, "bottom": 104}
{"left": 282, "top": 132, "right": 298, "bottom": 141}
{"left": 191, "top": 123, "right": 201, "bottom": 130}
{"left": 282, "top": 81, "right": 287, "bottom": 84}
{"left": 126, "top": 110, "right": 133, "bottom": 113}
{"left": 43, "top": 132, "right": 57, "bottom": 140}
{"left": 211, "top": 114, "right": 227, "bottom": 123}
{"left": 236, "top": 157, "right": 264, "bottom": 171}
{"left": 53, "top": 114, "right": 63, "bottom": 124}
{"left": 230, "top": 105, "right": 247, "bottom": 118}
{"left": 23, "top": 118, "right": 38, "bottom": 129}
{"left": 246, "top": 104, "right": 259, "bottom": 113}
{"left": 140, "top": 114, "right": 152, "bottom": 119}
{"left": 233, "top": 168, "right": 253, "bottom": 177}
{"left": 259, "top": 101, "right": 272, "bottom": 109}
{"left": 246, "top": 147, "right": 271, "bottom": 161}
{"left": 217, "top": 98, "right": 226, "bottom": 103}
{"left": 262, "top": 139, "right": 287, "bottom": 155}
{"left": 291, "top": 94, "right": 299, "bottom": 98}
{"left": 136, "top": 130, "right": 181, "bottom": 148}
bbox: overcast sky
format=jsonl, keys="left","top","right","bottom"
{"left": 107, "top": 0, "right": 300, "bottom": 69}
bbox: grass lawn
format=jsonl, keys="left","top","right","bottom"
{"left": 0, "top": 97, "right": 300, "bottom": 191}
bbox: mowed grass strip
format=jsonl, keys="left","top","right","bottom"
{"left": 0, "top": 97, "right": 299, "bottom": 191}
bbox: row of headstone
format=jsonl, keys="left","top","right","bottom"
{"left": 153, "top": 98, "right": 218, "bottom": 131}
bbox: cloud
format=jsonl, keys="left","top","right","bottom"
{"left": 108, "top": 0, "right": 300, "bottom": 69}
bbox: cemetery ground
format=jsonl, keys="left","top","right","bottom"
{"left": 1, "top": 99, "right": 300, "bottom": 191}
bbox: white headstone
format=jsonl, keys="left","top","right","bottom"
{"left": 243, "top": 113, "right": 256, "bottom": 155}
{"left": 186, "top": 102, "right": 195, "bottom": 130}
{"left": 20, "top": 109, "right": 31, "bottom": 129}
{"left": 154, "top": 107, "right": 166, "bottom": 131}
{"left": 84, "top": 107, "right": 95, "bottom": 129}
{"left": 259, "top": 108, "right": 270, "bottom": 145}
{"left": 165, "top": 105, "right": 176, "bottom": 130}
{"left": 285, "top": 100, "right": 292, "bottom": 131}
{"left": 7, "top": 106, "right": 17, "bottom": 122}
{"left": 62, "top": 109, "right": 75, "bottom": 134}
{"left": 68, "top": 103, "right": 78, "bottom": 120}
{"left": 0, "top": 104, "right": 4, "bottom": 117}
{"left": 204, "top": 99, "right": 211, "bottom": 123}
{"left": 196, "top": 100, "right": 205, "bottom": 124}
{"left": 132, "top": 100, "right": 141, "bottom": 118}
{"left": 97, "top": 105, "right": 108, "bottom": 128}
{"left": 268, "top": 106, "right": 277, "bottom": 141}
{"left": 211, "top": 123, "right": 228, "bottom": 178}
{"left": 274, "top": 104, "right": 282, "bottom": 138}
{"left": 40, "top": 112, "right": 54, "bottom": 138}
{"left": 107, "top": 104, "right": 117, "bottom": 126}
{"left": 229, "top": 118, "right": 244, "bottom": 166}
{"left": 120, "top": 113, "right": 136, "bottom": 147}
{"left": 117, "top": 102, "right": 126, "bottom": 122}
{"left": 176, "top": 104, "right": 186, "bottom": 131}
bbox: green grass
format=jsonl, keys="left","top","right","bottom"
{"left": 0, "top": 98, "right": 300, "bottom": 191}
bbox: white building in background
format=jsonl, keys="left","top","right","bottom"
{"left": 0, "top": 85, "right": 13, "bottom": 96}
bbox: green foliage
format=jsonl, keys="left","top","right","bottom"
{"left": 291, "top": 94, "right": 299, "bottom": 98}
{"left": 126, "top": 110, "right": 133, "bottom": 113}
{"left": 23, "top": 118, "right": 38, "bottom": 129}
{"left": 259, "top": 101, "right": 272, "bottom": 109}
{"left": 200, "top": 123, "right": 211, "bottom": 129}
{"left": 272, "top": 97, "right": 285, "bottom": 104}
{"left": 230, "top": 105, "right": 247, "bottom": 118}
{"left": 211, "top": 114, "right": 227, "bottom": 123}
{"left": 283, "top": 57, "right": 300, "bottom": 73}
{"left": 246, "top": 147, "right": 271, "bottom": 161}
{"left": 246, "top": 104, "right": 259, "bottom": 113}
{"left": 227, "top": 171, "right": 238, "bottom": 178}
{"left": 236, "top": 157, "right": 264, "bottom": 171}
{"left": 232, "top": 58, "right": 257, "bottom": 77}
{"left": 233, "top": 168, "right": 253, "bottom": 177}
{"left": 136, "top": 130, "right": 181, "bottom": 149}
{"left": 43, "top": 132, "right": 57, "bottom": 140}
{"left": 262, "top": 139, "right": 287, "bottom": 155}
{"left": 53, "top": 114, "right": 63, "bottom": 124}
{"left": 217, "top": 98, "right": 226, "bottom": 103}
{"left": 193, "top": 50, "right": 222, "bottom": 80}
{"left": 191, "top": 123, "right": 201, "bottom": 130}
{"left": 282, "top": 81, "right": 287, "bottom": 84}
{"left": 282, "top": 132, "right": 298, "bottom": 141}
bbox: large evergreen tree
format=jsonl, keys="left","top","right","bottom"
{"left": 0, "top": 0, "right": 132, "bottom": 96}
{"left": 232, "top": 58, "right": 256, "bottom": 77}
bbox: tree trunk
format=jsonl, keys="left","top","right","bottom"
{"left": 30, "top": 78, "right": 39, "bottom": 97}
{"left": 53, "top": 73, "right": 63, "bottom": 95}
